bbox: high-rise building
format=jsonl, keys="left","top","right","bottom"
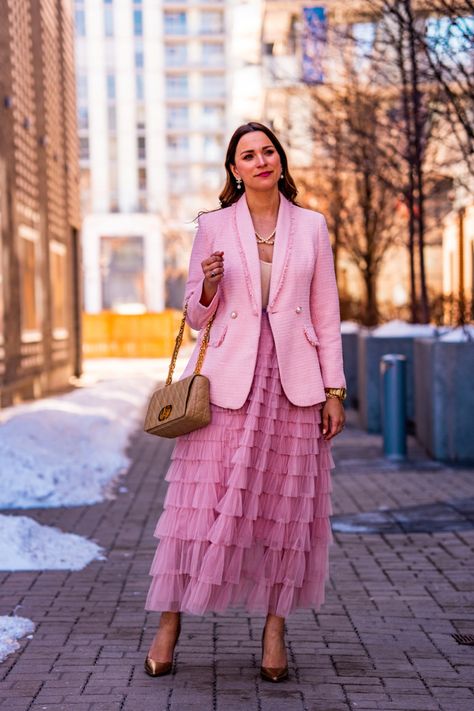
{"left": 75, "top": 0, "right": 261, "bottom": 312}
{"left": 0, "top": 0, "right": 82, "bottom": 406}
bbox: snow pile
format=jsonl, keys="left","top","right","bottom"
{"left": 81, "top": 354, "right": 192, "bottom": 385}
{"left": 0, "top": 615, "right": 35, "bottom": 663}
{"left": 0, "top": 375, "right": 156, "bottom": 509}
{"left": 439, "top": 325, "right": 474, "bottom": 342}
{"left": 0, "top": 514, "right": 105, "bottom": 571}
{"left": 341, "top": 321, "right": 359, "bottom": 334}
{"left": 372, "top": 319, "right": 437, "bottom": 337}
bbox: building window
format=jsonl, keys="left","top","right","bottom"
{"left": 426, "top": 16, "right": 474, "bottom": 72}
{"left": 78, "top": 105, "right": 89, "bottom": 129}
{"left": 75, "top": 36, "right": 87, "bottom": 69}
{"left": 105, "top": 39, "right": 115, "bottom": 68}
{"left": 202, "top": 166, "right": 222, "bottom": 191}
{"left": 133, "top": 9, "right": 143, "bottom": 36}
{"left": 138, "top": 167, "right": 147, "bottom": 190}
{"left": 104, "top": 4, "right": 114, "bottom": 36}
{"left": 109, "top": 136, "right": 117, "bottom": 161}
{"left": 165, "top": 74, "right": 188, "bottom": 98}
{"left": 202, "top": 73, "right": 225, "bottom": 98}
{"left": 200, "top": 11, "right": 223, "bottom": 35}
{"left": 165, "top": 43, "right": 187, "bottom": 66}
{"left": 135, "top": 45, "right": 144, "bottom": 68}
{"left": 108, "top": 105, "right": 116, "bottom": 131}
{"left": 167, "top": 135, "right": 189, "bottom": 160}
{"left": 109, "top": 160, "right": 118, "bottom": 206}
{"left": 100, "top": 236, "right": 145, "bottom": 312}
{"left": 138, "top": 135, "right": 146, "bottom": 159}
{"left": 80, "top": 168, "right": 91, "bottom": 213}
{"left": 169, "top": 167, "right": 191, "bottom": 195}
{"left": 75, "top": 9, "right": 86, "bottom": 36}
{"left": 351, "top": 22, "right": 375, "bottom": 74}
{"left": 79, "top": 136, "right": 89, "bottom": 160}
{"left": 167, "top": 105, "right": 189, "bottom": 128}
{"left": 136, "top": 104, "right": 146, "bottom": 130}
{"left": 203, "top": 135, "right": 223, "bottom": 162}
{"left": 50, "top": 242, "right": 67, "bottom": 332}
{"left": 107, "top": 73, "right": 116, "bottom": 100}
{"left": 164, "top": 12, "right": 187, "bottom": 36}
{"left": 77, "top": 73, "right": 88, "bottom": 101}
{"left": 202, "top": 104, "right": 223, "bottom": 128}
{"left": 202, "top": 41, "right": 224, "bottom": 66}
{"left": 19, "top": 229, "right": 40, "bottom": 332}
{"left": 136, "top": 74, "right": 144, "bottom": 101}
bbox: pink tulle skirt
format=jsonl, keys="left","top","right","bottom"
{"left": 145, "top": 310, "right": 335, "bottom": 618}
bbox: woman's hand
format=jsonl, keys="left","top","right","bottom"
{"left": 200, "top": 251, "right": 224, "bottom": 306}
{"left": 321, "top": 398, "right": 345, "bottom": 441}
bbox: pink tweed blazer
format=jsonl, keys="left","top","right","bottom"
{"left": 179, "top": 191, "right": 346, "bottom": 409}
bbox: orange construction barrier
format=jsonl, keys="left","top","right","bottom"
{"left": 82, "top": 310, "right": 191, "bottom": 358}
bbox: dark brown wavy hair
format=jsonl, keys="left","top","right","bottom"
{"left": 195, "top": 122, "right": 299, "bottom": 219}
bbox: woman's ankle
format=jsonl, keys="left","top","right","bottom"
{"left": 264, "top": 613, "right": 285, "bottom": 633}
{"left": 159, "top": 611, "right": 180, "bottom": 624}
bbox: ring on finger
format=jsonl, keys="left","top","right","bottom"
{"left": 210, "top": 271, "right": 216, "bottom": 277}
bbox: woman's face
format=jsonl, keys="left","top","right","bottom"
{"left": 231, "top": 131, "right": 282, "bottom": 193}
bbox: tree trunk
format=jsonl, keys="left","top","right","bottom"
{"left": 404, "top": 0, "right": 430, "bottom": 322}
{"left": 397, "top": 14, "right": 419, "bottom": 322}
{"left": 363, "top": 268, "right": 379, "bottom": 327}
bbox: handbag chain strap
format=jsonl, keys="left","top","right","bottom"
{"left": 165, "top": 299, "right": 216, "bottom": 386}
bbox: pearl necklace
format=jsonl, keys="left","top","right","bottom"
{"left": 255, "top": 227, "right": 276, "bottom": 245}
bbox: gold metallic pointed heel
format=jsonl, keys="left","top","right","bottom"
{"left": 260, "top": 626, "right": 289, "bottom": 682}
{"left": 144, "top": 656, "right": 173, "bottom": 677}
{"left": 144, "top": 619, "right": 181, "bottom": 677}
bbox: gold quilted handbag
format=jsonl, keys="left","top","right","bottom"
{"left": 143, "top": 300, "right": 216, "bottom": 438}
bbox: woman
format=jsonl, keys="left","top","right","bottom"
{"left": 144, "top": 122, "right": 346, "bottom": 682}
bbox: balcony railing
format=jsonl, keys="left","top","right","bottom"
{"left": 164, "top": 0, "right": 224, "bottom": 4}
{"left": 166, "top": 119, "right": 225, "bottom": 131}
{"left": 165, "top": 55, "right": 225, "bottom": 69}
{"left": 164, "top": 26, "right": 188, "bottom": 36}
{"left": 163, "top": 26, "right": 224, "bottom": 37}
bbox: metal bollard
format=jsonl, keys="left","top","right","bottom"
{"left": 380, "top": 354, "right": 407, "bottom": 461}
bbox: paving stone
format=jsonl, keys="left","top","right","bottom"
{"left": 0, "top": 407, "right": 473, "bottom": 710}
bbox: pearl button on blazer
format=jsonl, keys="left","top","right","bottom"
{"left": 179, "top": 191, "right": 346, "bottom": 409}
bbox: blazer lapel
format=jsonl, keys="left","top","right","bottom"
{"left": 233, "top": 191, "right": 294, "bottom": 315}
{"left": 267, "top": 192, "right": 293, "bottom": 311}
{"left": 234, "top": 192, "right": 260, "bottom": 314}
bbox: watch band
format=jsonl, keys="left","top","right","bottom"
{"left": 324, "top": 387, "right": 347, "bottom": 401}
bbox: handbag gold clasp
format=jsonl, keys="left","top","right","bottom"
{"left": 158, "top": 404, "right": 173, "bottom": 421}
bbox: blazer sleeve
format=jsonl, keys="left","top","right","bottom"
{"left": 310, "top": 214, "right": 346, "bottom": 389}
{"left": 183, "top": 214, "right": 221, "bottom": 331}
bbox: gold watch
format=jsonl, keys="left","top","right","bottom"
{"left": 324, "top": 387, "right": 347, "bottom": 402}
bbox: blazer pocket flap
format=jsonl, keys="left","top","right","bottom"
{"left": 303, "top": 323, "right": 320, "bottom": 346}
{"left": 208, "top": 324, "right": 227, "bottom": 347}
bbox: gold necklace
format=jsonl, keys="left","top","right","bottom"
{"left": 255, "top": 227, "right": 276, "bottom": 245}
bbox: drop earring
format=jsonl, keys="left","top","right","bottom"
{"left": 236, "top": 177, "right": 242, "bottom": 189}
{"left": 280, "top": 173, "right": 284, "bottom": 180}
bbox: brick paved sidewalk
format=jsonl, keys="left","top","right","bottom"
{"left": 0, "top": 407, "right": 473, "bottom": 711}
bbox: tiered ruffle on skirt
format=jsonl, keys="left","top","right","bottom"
{"left": 145, "top": 310, "right": 335, "bottom": 618}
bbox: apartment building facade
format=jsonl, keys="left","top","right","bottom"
{"left": 75, "top": 0, "right": 260, "bottom": 313}
{"left": 0, "top": 0, "right": 82, "bottom": 406}
{"left": 261, "top": 0, "right": 466, "bottom": 321}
